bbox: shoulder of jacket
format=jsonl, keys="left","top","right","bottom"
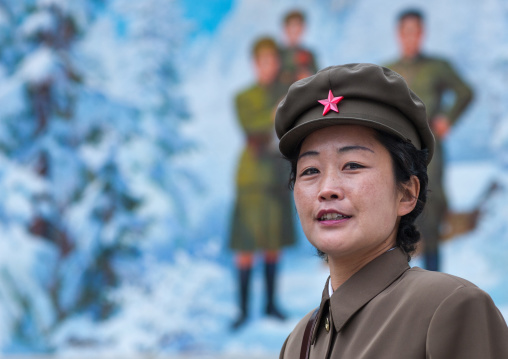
{"left": 426, "top": 282, "right": 508, "bottom": 357}
{"left": 402, "top": 267, "right": 478, "bottom": 295}
{"left": 439, "top": 284, "right": 497, "bottom": 308}
{"left": 407, "top": 267, "right": 477, "bottom": 285}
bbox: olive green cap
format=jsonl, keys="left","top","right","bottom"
{"left": 275, "top": 63, "right": 435, "bottom": 164}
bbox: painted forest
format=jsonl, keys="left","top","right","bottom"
{"left": 0, "top": 0, "right": 507, "bottom": 357}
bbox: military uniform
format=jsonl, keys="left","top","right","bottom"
{"left": 274, "top": 64, "right": 506, "bottom": 358}
{"left": 280, "top": 248, "right": 508, "bottom": 359}
{"left": 385, "top": 55, "right": 473, "bottom": 269}
{"left": 279, "top": 45, "right": 318, "bottom": 86}
{"left": 229, "top": 82, "right": 296, "bottom": 251}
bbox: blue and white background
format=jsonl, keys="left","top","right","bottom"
{"left": 0, "top": 0, "right": 507, "bottom": 357}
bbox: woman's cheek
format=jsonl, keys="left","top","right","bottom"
{"left": 293, "top": 184, "right": 310, "bottom": 221}
{"left": 293, "top": 185, "right": 303, "bottom": 216}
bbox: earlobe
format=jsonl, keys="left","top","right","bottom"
{"left": 398, "top": 175, "right": 420, "bottom": 216}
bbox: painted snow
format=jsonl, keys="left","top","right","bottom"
{"left": 0, "top": 0, "right": 506, "bottom": 356}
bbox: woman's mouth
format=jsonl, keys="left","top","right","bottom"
{"left": 316, "top": 210, "right": 352, "bottom": 222}
{"left": 319, "top": 212, "right": 352, "bottom": 221}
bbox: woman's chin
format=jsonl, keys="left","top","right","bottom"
{"left": 311, "top": 239, "right": 353, "bottom": 258}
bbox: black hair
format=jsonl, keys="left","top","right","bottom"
{"left": 286, "top": 129, "right": 428, "bottom": 261}
{"left": 398, "top": 8, "right": 424, "bottom": 23}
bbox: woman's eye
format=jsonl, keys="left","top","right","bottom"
{"left": 344, "top": 162, "right": 365, "bottom": 170}
{"left": 301, "top": 167, "right": 319, "bottom": 176}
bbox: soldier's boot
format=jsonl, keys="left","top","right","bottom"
{"left": 264, "top": 261, "right": 286, "bottom": 320}
{"left": 231, "top": 267, "right": 251, "bottom": 330}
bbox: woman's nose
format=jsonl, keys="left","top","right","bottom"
{"left": 318, "top": 175, "right": 344, "bottom": 201}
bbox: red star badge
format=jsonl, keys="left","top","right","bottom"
{"left": 318, "top": 90, "right": 344, "bottom": 115}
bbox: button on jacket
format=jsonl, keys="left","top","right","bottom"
{"left": 280, "top": 248, "right": 508, "bottom": 359}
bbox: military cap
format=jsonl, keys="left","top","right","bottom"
{"left": 275, "top": 63, "right": 435, "bottom": 164}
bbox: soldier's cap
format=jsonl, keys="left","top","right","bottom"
{"left": 275, "top": 63, "right": 435, "bottom": 164}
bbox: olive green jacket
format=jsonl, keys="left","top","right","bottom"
{"left": 385, "top": 55, "right": 473, "bottom": 124}
{"left": 280, "top": 248, "right": 508, "bottom": 358}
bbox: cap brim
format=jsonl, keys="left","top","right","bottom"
{"left": 280, "top": 117, "right": 415, "bottom": 156}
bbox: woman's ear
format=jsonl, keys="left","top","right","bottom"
{"left": 398, "top": 175, "right": 420, "bottom": 216}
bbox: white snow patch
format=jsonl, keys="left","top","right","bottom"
{"left": 0, "top": 79, "right": 26, "bottom": 119}
{"left": 444, "top": 161, "right": 498, "bottom": 212}
{"left": 51, "top": 252, "right": 231, "bottom": 354}
{"left": 20, "top": 10, "right": 54, "bottom": 37}
{"left": 442, "top": 234, "right": 501, "bottom": 290}
{"left": 18, "top": 46, "right": 59, "bottom": 85}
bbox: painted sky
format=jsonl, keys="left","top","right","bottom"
{"left": 181, "top": 0, "right": 235, "bottom": 35}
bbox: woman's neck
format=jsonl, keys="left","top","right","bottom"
{"left": 328, "top": 243, "right": 396, "bottom": 291}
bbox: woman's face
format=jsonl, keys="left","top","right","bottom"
{"left": 294, "top": 125, "right": 409, "bottom": 261}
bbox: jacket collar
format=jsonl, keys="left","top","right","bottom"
{"left": 311, "top": 247, "right": 410, "bottom": 342}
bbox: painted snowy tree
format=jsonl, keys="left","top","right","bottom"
{"left": 0, "top": 0, "right": 193, "bottom": 352}
{"left": 84, "top": 0, "right": 194, "bottom": 254}
{"left": 0, "top": 0, "right": 117, "bottom": 350}
{"left": 0, "top": 0, "right": 84, "bottom": 349}
{"left": 47, "top": 0, "right": 229, "bottom": 354}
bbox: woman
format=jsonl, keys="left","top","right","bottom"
{"left": 274, "top": 63, "right": 508, "bottom": 358}
{"left": 229, "top": 37, "right": 296, "bottom": 329}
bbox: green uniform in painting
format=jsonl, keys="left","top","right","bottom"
{"left": 229, "top": 82, "right": 296, "bottom": 251}
{"left": 385, "top": 55, "right": 473, "bottom": 269}
{"left": 279, "top": 46, "right": 318, "bottom": 86}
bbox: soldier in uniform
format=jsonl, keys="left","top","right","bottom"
{"left": 229, "top": 37, "right": 296, "bottom": 329}
{"left": 276, "top": 63, "right": 507, "bottom": 359}
{"left": 279, "top": 10, "right": 318, "bottom": 86}
{"left": 385, "top": 9, "right": 473, "bottom": 271}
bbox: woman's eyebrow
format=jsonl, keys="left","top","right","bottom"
{"left": 297, "top": 150, "right": 319, "bottom": 161}
{"left": 337, "top": 145, "right": 374, "bottom": 154}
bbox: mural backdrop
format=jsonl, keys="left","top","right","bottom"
{"left": 0, "top": 0, "right": 507, "bottom": 357}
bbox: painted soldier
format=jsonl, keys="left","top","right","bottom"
{"left": 229, "top": 37, "right": 296, "bottom": 329}
{"left": 279, "top": 10, "right": 318, "bottom": 86}
{"left": 385, "top": 9, "right": 473, "bottom": 271}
